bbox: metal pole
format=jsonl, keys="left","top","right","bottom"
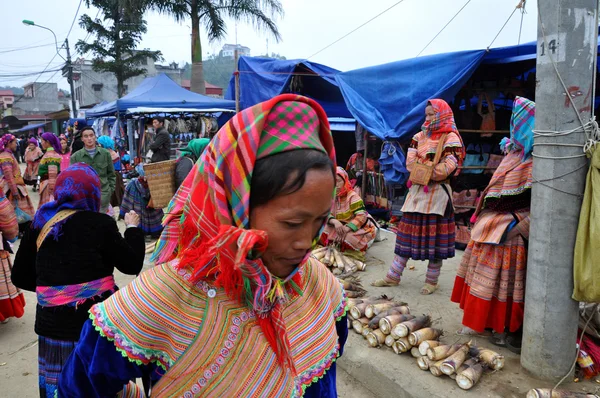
{"left": 361, "top": 130, "right": 368, "bottom": 200}
{"left": 64, "top": 38, "right": 78, "bottom": 119}
{"left": 521, "top": 0, "right": 598, "bottom": 380}
{"left": 234, "top": 48, "right": 240, "bottom": 113}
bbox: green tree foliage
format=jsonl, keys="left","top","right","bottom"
{"left": 151, "top": 0, "right": 282, "bottom": 94}
{"left": 76, "top": 0, "right": 162, "bottom": 97}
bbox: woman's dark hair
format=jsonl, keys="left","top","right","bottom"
{"left": 250, "top": 149, "right": 334, "bottom": 208}
{"left": 153, "top": 116, "right": 165, "bottom": 124}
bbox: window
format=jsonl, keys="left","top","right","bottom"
{"left": 92, "top": 84, "right": 103, "bottom": 92}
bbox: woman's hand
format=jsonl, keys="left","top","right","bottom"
{"left": 124, "top": 211, "right": 140, "bottom": 227}
{"left": 505, "top": 227, "right": 521, "bottom": 242}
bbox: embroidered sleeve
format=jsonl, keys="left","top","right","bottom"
{"left": 432, "top": 153, "right": 458, "bottom": 181}
{"left": 406, "top": 135, "right": 420, "bottom": 172}
{"left": 48, "top": 164, "right": 59, "bottom": 193}
{"left": 0, "top": 160, "right": 18, "bottom": 196}
{"left": 346, "top": 195, "right": 367, "bottom": 232}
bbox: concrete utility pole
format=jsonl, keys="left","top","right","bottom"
{"left": 521, "top": 0, "right": 598, "bottom": 380}
{"left": 64, "top": 38, "right": 78, "bottom": 119}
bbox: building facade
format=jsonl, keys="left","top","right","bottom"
{"left": 220, "top": 44, "right": 251, "bottom": 58}
{"left": 0, "top": 90, "right": 14, "bottom": 110}
{"left": 9, "top": 82, "right": 69, "bottom": 116}
{"left": 70, "top": 56, "right": 185, "bottom": 107}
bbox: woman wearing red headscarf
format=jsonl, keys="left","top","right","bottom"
{"left": 373, "top": 99, "right": 464, "bottom": 294}
{"left": 59, "top": 95, "right": 347, "bottom": 397}
{"left": 320, "top": 167, "right": 377, "bottom": 260}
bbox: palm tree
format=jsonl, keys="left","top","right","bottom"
{"left": 153, "top": 0, "right": 283, "bottom": 94}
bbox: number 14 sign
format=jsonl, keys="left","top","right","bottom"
{"left": 538, "top": 33, "right": 566, "bottom": 64}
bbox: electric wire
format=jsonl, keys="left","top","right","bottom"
{"left": 306, "top": 0, "right": 408, "bottom": 60}
{"left": 416, "top": 0, "right": 472, "bottom": 57}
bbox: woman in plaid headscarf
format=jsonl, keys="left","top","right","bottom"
{"left": 451, "top": 97, "right": 534, "bottom": 350}
{"left": 373, "top": 99, "right": 464, "bottom": 294}
{"left": 59, "top": 95, "right": 348, "bottom": 397}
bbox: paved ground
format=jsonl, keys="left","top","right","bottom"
{"left": 1, "top": 171, "right": 598, "bottom": 397}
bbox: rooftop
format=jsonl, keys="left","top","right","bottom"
{"left": 0, "top": 90, "right": 14, "bottom": 96}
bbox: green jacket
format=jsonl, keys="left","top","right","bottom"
{"left": 70, "top": 146, "right": 116, "bottom": 210}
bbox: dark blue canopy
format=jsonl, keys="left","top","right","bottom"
{"left": 226, "top": 57, "right": 352, "bottom": 118}
{"left": 86, "top": 74, "right": 235, "bottom": 117}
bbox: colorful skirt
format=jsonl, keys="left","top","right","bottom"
{"left": 394, "top": 212, "right": 455, "bottom": 261}
{"left": 38, "top": 336, "right": 77, "bottom": 398}
{"left": 450, "top": 236, "right": 527, "bottom": 333}
{"left": 3, "top": 183, "right": 35, "bottom": 221}
{"left": 0, "top": 252, "right": 25, "bottom": 322}
{"left": 38, "top": 179, "right": 54, "bottom": 208}
{"left": 24, "top": 162, "right": 40, "bottom": 185}
{"left": 120, "top": 180, "right": 164, "bottom": 237}
{"left": 320, "top": 220, "right": 377, "bottom": 254}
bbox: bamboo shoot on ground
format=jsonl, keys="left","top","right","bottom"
{"left": 350, "top": 299, "right": 390, "bottom": 319}
{"left": 408, "top": 328, "right": 443, "bottom": 346}
{"left": 351, "top": 317, "right": 369, "bottom": 334}
{"left": 411, "top": 347, "right": 422, "bottom": 358}
{"left": 478, "top": 348, "right": 505, "bottom": 370}
{"left": 391, "top": 315, "right": 431, "bottom": 339}
{"left": 392, "top": 341, "right": 402, "bottom": 355}
{"left": 456, "top": 363, "right": 484, "bottom": 390}
{"left": 449, "top": 358, "right": 478, "bottom": 380}
{"left": 385, "top": 335, "right": 396, "bottom": 347}
{"left": 419, "top": 340, "right": 440, "bottom": 356}
{"left": 396, "top": 337, "right": 412, "bottom": 353}
{"left": 427, "top": 344, "right": 462, "bottom": 361}
{"left": 361, "top": 327, "right": 372, "bottom": 339}
{"left": 379, "top": 314, "right": 415, "bottom": 335}
{"left": 526, "top": 389, "right": 600, "bottom": 398}
{"left": 367, "top": 329, "right": 386, "bottom": 347}
{"left": 333, "top": 249, "right": 345, "bottom": 269}
{"left": 345, "top": 288, "right": 364, "bottom": 297}
{"left": 429, "top": 359, "right": 445, "bottom": 377}
{"left": 370, "top": 310, "right": 413, "bottom": 329}
{"left": 417, "top": 356, "right": 431, "bottom": 370}
{"left": 365, "top": 302, "right": 397, "bottom": 319}
{"left": 440, "top": 343, "right": 471, "bottom": 375}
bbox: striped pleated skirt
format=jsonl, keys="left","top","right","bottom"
{"left": 394, "top": 212, "right": 456, "bottom": 261}
{"left": 38, "top": 336, "right": 77, "bottom": 398}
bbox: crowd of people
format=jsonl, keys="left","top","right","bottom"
{"left": 0, "top": 94, "right": 534, "bottom": 396}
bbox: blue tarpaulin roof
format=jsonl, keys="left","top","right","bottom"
{"left": 226, "top": 57, "right": 352, "bottom": 118}
{"left": 15, "top": 122, "right": 47, "bottom": 132}
{"left": 86, "top": 74, "right": 235, "bottom": 117}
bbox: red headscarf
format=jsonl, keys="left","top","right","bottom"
{"left": 422, "top": 98, "right": 466, "bottom": 167}
{"left": 335, "top": 167, "right": 353, "bottom": 197}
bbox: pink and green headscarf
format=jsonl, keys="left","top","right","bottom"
{"left": 153, "top": 94, "right": 335, "bottom": 373}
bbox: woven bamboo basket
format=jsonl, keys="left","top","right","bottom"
{"left": 144, "top": 160, "right": 177, "bottom": 209}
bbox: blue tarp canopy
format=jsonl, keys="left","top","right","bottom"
{"left": 15, "top": 122, "right": 47, "bottom": 132}
{"left": 226, "top": 57, "right": 352, "bottom": 118}
{"left": 86, "top": 74, "right": 235, "bottom": 118}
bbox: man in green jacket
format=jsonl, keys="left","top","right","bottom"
{"left": 70, "top": 127, "right": 116, "bottom": 213}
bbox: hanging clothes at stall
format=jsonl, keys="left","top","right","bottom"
{"left": 573, "top": 144, "right": 600, "bottom": 302}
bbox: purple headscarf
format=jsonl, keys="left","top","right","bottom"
{"left": 0, "top": 134, "right": 16, "bottom": 153}
{"left": 28, "top": 138, "right": 39, "bottom": 146}
{"left": 41, "top": 132, "right": 62, "bottom": 154}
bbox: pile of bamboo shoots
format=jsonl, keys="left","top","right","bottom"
{"left": 414, "top": 341, "right": 505, "bottom": 390}
{"left": 312, "top": 246, "right": 366, "bottom": 274}
{"left": 347, "top": 297, "right": 506, "bottom": 391}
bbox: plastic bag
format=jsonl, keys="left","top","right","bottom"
{"left": 15, "top": 205, "right": 32, "bottom": 224}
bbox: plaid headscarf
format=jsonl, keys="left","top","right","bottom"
{"left": 0, "top": 134, "right": 15, "bottom": 153}
{"left": 32, "top": 163, "right": 102, "bottom": 239}
{"left": 153, "top": 94, "right": 335, "bottom": 373}
{"left": 500, "top": 96, "right": 535, "bottom": 159}
{"left": 336, "top": 167, "right": 353, "bottom": 197}
{"left": 422, "top": 99, "right": 458, "bottom": 137}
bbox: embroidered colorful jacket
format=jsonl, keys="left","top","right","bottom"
{"left": 58, "top": 258, "right": 348, "bottom": 397}
{"left": 401, "top": 132, "right": 463, "bottom": 216}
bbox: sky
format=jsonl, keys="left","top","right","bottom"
{"left": 0, "top": 0, "right": 539, "bottom": 91}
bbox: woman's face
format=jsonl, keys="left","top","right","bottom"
{"left": 8, "top": 139, "right": 17, "bottom": 152}
{"left": 41, "top": 139, "right": 50, "bottom": 150}
{"left": 61, "top": 139, "right": 67, "bottom": 151}
{"left": 28, "top": 143, "right": 35, "bottom": 150}
{"left": 336, "top": 175, "right": 345, "bottom": 192}
{"left": 250, "top": 168, "right": 334, "bottom": 279}
{"left": 425, "top": 105, "right": 435, "bottom": 123}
